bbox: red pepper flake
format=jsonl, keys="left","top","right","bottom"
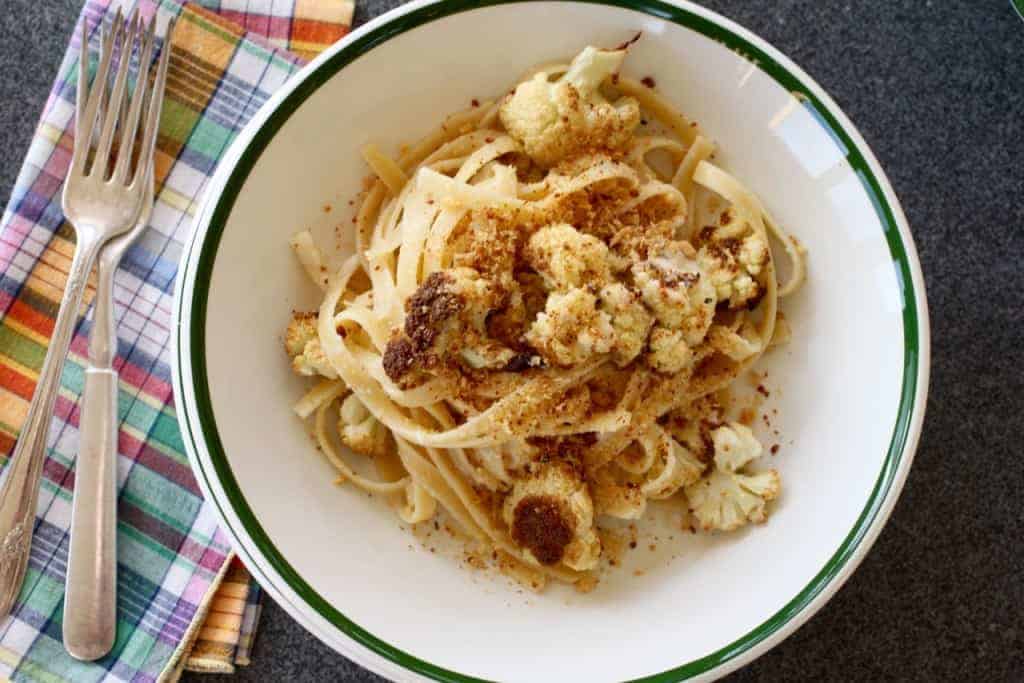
{"left": 471, "top": 98, "right": 480, "bottom": 107}
{"left": 484, "top": 136, "right": 495, "bottom": 143}
{"left": 756, "top": 384, "right": 770, "bottom": 397}
{"left": 770, "top": 444, "right": 780, "bottom": 455}
{"left": 641, "top": 76, "right": 656, "bottom": 88}
{"left": 611, "top": 73, "right": 620, "bottom": 85}
{"left": 629, "top": 540, "right": 637, "bottom": 549}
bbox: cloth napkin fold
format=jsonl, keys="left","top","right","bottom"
{"left": 0, "top": 0, "right": 352, "bottom": 679}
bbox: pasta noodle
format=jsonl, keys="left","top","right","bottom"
{"left": 283, "top": 44, "right": 807, "bottom": 591}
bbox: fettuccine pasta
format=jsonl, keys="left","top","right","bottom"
{"left": 283, "top": 44, "right": 807, "bottom": 591}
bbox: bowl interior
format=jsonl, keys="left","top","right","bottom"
{"left": 179, "top": 2, "right": 920, "bottom": 680}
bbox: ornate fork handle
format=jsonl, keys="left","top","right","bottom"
{"left": 0, "top": 233, "right": 104, "bottom": 615}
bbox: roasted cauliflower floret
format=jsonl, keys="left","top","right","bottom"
{"left": 598, "top": 283, "right": 652, "bottom": 366}
{"left": 684, "top": 469, "right": 780, "bottom": 531}
{"left": 284, "top": 312, "right": 317, "bottom": 358}
{"left": 525, "top": 223, "right": 612, "bottom": 291}
{"left": 500, "top": 46, "right": 640, "bottom": 166}
{"left": 445, "top": 268, "right": 531, "bottom": 370}
{"left": 696, "top": 208, "right": 770, "bottom": 310}
{"left": 632, "top": 244, "right": 716, "bottom": 348}
{"left": 502, "top": 462, "right": 601, "bottom": 570}
{"left": 285, "top": 312, "right": 336, "bottom": 378}
{"left": 338, "top": 393, "right": 389, "bottom": 458}
{"left": 685, "top": 422, "right": 780, "bottom": 531}
{"left": 645, "top": 326, "right": 693, "bottom": 375}
{"left": 698, "top": 249, "right": 761, "bottom": 310}
{"left": 383, "top": 269, "right": 512, "bottom": 382}
{"left": 525, "top": 287, "right": 614, "bottom": 366}
{"left": 710, "top": 422, "right": 762, "bottom": 472}
{"left": 445, "top": 267, "right": 502, "bottom": 328}
{"left": 738, "top": 235, "right": 769, "bottom": 275}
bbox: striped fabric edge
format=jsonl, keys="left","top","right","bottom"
{"left": 178, "top": 556, "right": 259, "bottom": 675}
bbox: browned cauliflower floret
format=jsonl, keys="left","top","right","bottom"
{"left": 284, "top": 312, "right": 317, "bottom": 358}
{"left": 696, "top": 208, "right": 770, "bottom": 310}
{"left": 500, "top": 46, "right": 640, "bottom": 167}
{"left": 383, "top": 269, "right": 517, "bottom": 383}
{"left": 524, "top": 223, "right": 611, "bottom": 291}
{"left": 645, "top": 326, "right": 693, "bottom": 375}
{"left": 443, "top": 268, "right": 519, "bottom": 369}
{"left": 632, "top": 244, "right": 717, "bottom": 347}
{"left": 598, "top": 283, "right": 652, "bottom": 367}
{"left": 503, "top": 462, "right": 601, "bottom": 570}
{"left": 285, "top": 312, "right": 336, "bottom": 378}
{"left": 525, "top": 288, "right": 614, "bottom": 366}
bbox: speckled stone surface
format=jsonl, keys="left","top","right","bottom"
{"left": 2, "top": 1, "right": 1022, "bottom": 681}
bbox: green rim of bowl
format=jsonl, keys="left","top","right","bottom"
{"left": 175, "top": 0, "right": 922, "bottom": 680}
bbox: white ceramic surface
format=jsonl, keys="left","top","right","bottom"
{"left": 172, "top": 1, "right": 930, "bottom": 680}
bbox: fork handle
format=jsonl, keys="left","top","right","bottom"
{"left": 0, "top": 232, "right": 104, "bottom": 618}
{"left": 64, "top": 247, "right": 121, "bottom": 661}
{"left": 64, "top": 368, "right": 118, "bottom": 660}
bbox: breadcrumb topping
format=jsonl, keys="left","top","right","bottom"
{"left": 285, "top": 43, "right": 795, "bottom": 582}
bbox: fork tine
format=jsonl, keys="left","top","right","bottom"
{"left": 73, "top": 9, "right": 122, "bottom": 176}
{"left": 75, "top": 20, "right": 89, "bottom": 151}
{"left": 134, "top": 16, "right": 175, "bottom": 188}
{"left": 93, "top": 11, "right": 138, "bottom": 179}
{"left": 113, "top": 14, "right": 157, "bottom": 183}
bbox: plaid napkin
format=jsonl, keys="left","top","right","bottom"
{"left": 0, "top": 0, "right": 352, "bottom": 679}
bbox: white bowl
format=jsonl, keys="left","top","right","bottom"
{"left": 172, "top": 1, "right": 930, "bottom": 680}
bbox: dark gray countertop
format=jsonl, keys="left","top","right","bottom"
{"left": 2, "top": 1, "right": 1022, "bottom": 681}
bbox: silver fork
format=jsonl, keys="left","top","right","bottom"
{"left": 0, "top": 8, "right": 171, "bottom": 646}
{"left": 63, "top": 9, "right": 173, "bottom": 661}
